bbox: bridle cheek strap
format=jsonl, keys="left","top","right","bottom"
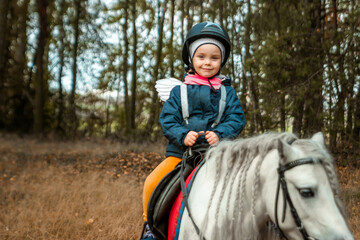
{"left": 275, "top": 157, "right": 319, "bottom": 240}
{"left": 275, "top": 172, "right": 288, "bottom": 239}
{"left": 280, "top": 177, "right": 288, "bottom": 223}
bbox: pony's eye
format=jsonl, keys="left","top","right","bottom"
{"left": 298, "top": 188, "right": 314, "bottom": 198}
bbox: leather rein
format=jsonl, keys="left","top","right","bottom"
{"left": 180, "top": 145, "right": 208, "bottom": 240}
{"left": 275, "top": 139, "right": 320, "bottom": 240}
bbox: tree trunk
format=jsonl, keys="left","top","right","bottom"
{"left": 186, "top": 0, "right": 191, "bottom": 32}
{"left": 199, "top": 0, "right": 203, "bottom": 22}
{"left": 219, "top": 0, "right": 223, "bottom": 26}
{"left": 344, "top": 49, "right": 355, "bottom": 142}
{"left": 8, "top": 1, "right": 27, "bottom": 89}
{"left": 0, "top": 0, "right": 9, "bottom": 84}
{"left": 56, "top": 0, "right": 66, "bottom": 134}
{"left": 33, "top": 0, "right": 48, "bottom": 134}
{"left": 274, "top": 2, "right": 286, "bottom": 132}
{"left": 210, "top": 1, "right": 217, "bottom": 22}
{"left": 249, "top": 68, "right": 264, "bottom": 133}
{"left": 146, "top": 0, "right": 166, "bottom": 134}
{"left": 105, "top": 94, "right": 111, "bottom": 137}
{"left": 350, "top": 0, "right": 359, "bottom": 146}
{"left": 13, "top": 0, "right": 29, "bottom": 86}
{"left": 0, "top": 0, "right": 10, "bottom": 126}
{"left": 353, "top": 85, "right": 360, "bottom": 144}
{"left": 303, "top": 0, "right": 324, "bottom": 136}
{"left": 130, "top": 0, "right": 137, "bottom": 130}
{"left": 229, "top": 5, "right": 236, "bottom": 89}
{"left": 10, "top": 0, "right": 30, "bottom": 132}
{"left": 69, "top": 0, "right": 81, "bottom": 138}
{"left": 180, "top": 0, "right": 184, "bottom": 44}
{"left": 122, "top": 0, "right": 131, "bottom": 132}
{"left": 329, "top": 0, "right": 349, "bottom": 146}
{"left": 346, "top": 29, "right": 356, "bottom": 141}
{"left": 241, "top": 0, "right": 251, "bottom": 130}
{"left": 169, "top": 0, "right": 175, "bottom": 77}
{"left": 332, "top": 0, "right": 343, "bottom": 138}
{"left": 115, "top": 71, "right": 121, "bottom": 118}
{"left": 292, "top": 88, "right": 305, "bottom": 137}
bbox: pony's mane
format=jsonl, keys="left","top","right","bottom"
{"left": 206, "top": 132, "right": 298, "bottom": 165}
{"left": 200, "top": 132, "right": 344, "bottom": 239}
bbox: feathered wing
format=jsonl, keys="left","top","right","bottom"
{"left": 155, "top": 78, "right": 182, "bottom": 101}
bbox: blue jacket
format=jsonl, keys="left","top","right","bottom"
{"left": 159, "top": 77, "right": 245, "bottom": 158}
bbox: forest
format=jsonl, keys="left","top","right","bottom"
{"left": 0, "top": 0, "right": 359, "bottom": 149}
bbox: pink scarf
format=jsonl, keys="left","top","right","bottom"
{"left": 183, "top": 74, "right": 223, "bottom": 90}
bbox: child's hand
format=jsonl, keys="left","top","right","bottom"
{"left": 184, "top": 131, "right": 199, "bottom": 146}
{"left": 205, "top": 131, "right": 219, "bottom": 146}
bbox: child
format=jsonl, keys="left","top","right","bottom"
{"left": 141, "top": 21, "right": 245, "bottom": 239}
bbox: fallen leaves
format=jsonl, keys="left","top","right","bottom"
{"left": 86, "top": 218, "right": 95, "bottom": 225}
{"left": 0, "top": 146, "right": 164, "bottom": 184}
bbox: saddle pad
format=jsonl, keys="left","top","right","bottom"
{"left": 147, "top": 162, "right": 194, "bottom": 239}
{"left": 168, "top": 166, "right": 198, "bottom": 240}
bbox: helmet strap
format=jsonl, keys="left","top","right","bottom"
{"left": 186, "top": 62, "right": 196, "bottom": 74}
{"left": 207, "top": 78, "right": 217, "bottom": 92}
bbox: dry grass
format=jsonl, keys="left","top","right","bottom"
{"left": 337, "top": 165, "right": 360, "bottom": 240}
{"left": 0, "top": 135, "right": 163, "bottom": 240}
{"left": 0, "top": 134, "right": 359, "bottom": 239}
{"left": 1, "top": 167, "right": 143, "bottom": 239}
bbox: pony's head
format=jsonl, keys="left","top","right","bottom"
{"left": 271, "top": 132, "right": 353, "bottom": 240}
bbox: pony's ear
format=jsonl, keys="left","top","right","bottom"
{"left": 311, "top": 132, "right": 325, "bottom": 149}
{"left": 278, "top": 139, "right": 296, "bottom": 164}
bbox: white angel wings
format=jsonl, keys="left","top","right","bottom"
{"left": 155, "top": 78, "right": 182, "bottom": 101}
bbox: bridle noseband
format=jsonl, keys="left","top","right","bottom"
{"left": 275, "top": 154, "right": 320, "bottom": 240}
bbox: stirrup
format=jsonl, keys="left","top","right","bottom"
{"left": 139, "top": 222, "right": 156, "bottom": 240}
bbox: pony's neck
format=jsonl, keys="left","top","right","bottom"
{"left": 183, "top": 147, "right": 281, "bottom": 239}
{"left": 244, "top": 152, "right": 277, "bottom": 232}
{"left": 257, "top": 150, "right": 281, "bottom": 225}
{"left": 198, "top": 149, "right": 277, "bottom": 238}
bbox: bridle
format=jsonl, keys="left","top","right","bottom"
{"left": 275, "top": 153, "right": 320, "bottom": 240}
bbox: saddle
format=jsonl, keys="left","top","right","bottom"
{"left": 146, "top": 144, "right": 209, "bottom": 240}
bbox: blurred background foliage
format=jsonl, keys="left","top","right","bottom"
{"left": 0, "top": 0, "right": 359, "bottom": 154}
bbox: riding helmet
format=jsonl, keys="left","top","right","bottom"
{"left": 182, "top": 22, "right": 231, "bottom": 70}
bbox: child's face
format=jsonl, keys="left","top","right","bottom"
{"left": 192, "top": 44, "right": 221, "bottom": 78}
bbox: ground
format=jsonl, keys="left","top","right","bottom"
{"left": 0, "top": 134, "right": 359, "bottom": 239}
